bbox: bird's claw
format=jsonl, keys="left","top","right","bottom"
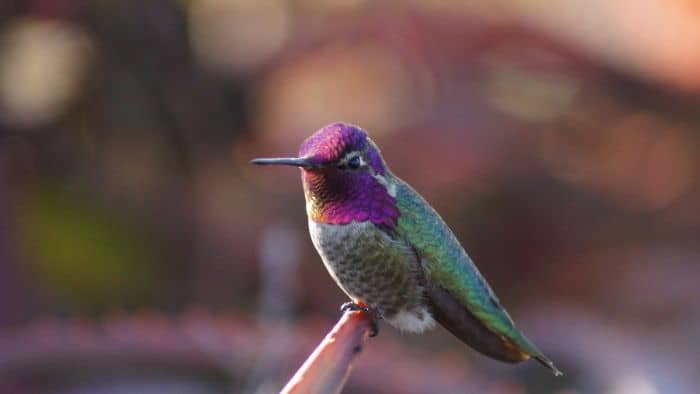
{"left": 368, "top": 320, "right": 379, "bottom": 337}
{"left": 340, "top": 302, "right": 379, "bottom": 337}
{"left": 340, "top": 301, "right": 363, "bottom": 313}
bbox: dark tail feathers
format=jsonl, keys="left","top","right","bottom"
{"left": 534, "top": 355, "right": 563, "bottom": 376}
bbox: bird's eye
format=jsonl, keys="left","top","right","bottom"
{"left": 347, "top": 156, "right": 361, "bottom": 170}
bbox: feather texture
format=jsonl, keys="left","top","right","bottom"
{"left": 393, "top": 177, "right": 561, "bottom": 374}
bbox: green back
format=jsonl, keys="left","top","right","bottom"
{"left": 393, "top": 177, "right": 543, "bottom": 357}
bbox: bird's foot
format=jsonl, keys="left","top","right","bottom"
{"left": 340, "top": 301, "right": 379, "bottom": 337}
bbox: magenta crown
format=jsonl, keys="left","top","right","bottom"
{"left": 299, "top": 123, "right": 386, "bottom": 174}
{"left": 298, "top": 122, "right": 398, "bottom": 228}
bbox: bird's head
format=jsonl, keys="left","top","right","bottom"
{"left": 252, "top": 122, "right": 399, "bottom": 228}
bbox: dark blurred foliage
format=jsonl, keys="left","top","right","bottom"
{"left": 1, "top": 1, "right": 700, "bottom": 393}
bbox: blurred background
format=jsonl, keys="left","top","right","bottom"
{"left": 1, "top": 1, "right": 699, "bottom": 393}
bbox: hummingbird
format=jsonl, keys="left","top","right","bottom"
{"left": 252, "top": 122, "right": 562, "bottom": 376}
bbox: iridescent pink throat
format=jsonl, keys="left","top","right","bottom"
{"left": 302, "top": 170, "right": 399, "bottom": 229}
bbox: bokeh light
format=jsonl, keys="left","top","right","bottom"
{"left": 1, "top": 1, "right": 699, "bottom": 393}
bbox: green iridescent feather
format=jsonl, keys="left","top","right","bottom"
{"left": 393, "top": 178, "right": 545, "bottom": 359}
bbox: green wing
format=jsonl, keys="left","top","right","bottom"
{"left": 393, "top": 177, "right": 548, "bottom": 362}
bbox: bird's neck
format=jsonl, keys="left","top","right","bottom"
{"left": 302, "top": 170, "right": 399, "bottom": 229}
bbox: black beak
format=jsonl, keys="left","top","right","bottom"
{"left": 250, "top": 157, "right": 314, "bottom": 168}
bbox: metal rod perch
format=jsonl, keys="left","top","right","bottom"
{"left": 281, "top": 310, "right": 373, "bottom": 394}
